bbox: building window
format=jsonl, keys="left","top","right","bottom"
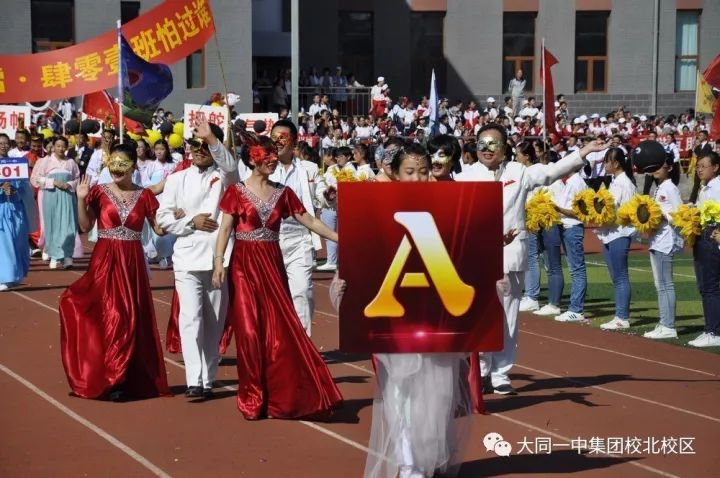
{"left": 338, "top": 12, "right": 374, "bottom": 86}
{"left": 282, "top": 0, "right": 291, "bottom": 33}
{"left": 503, "top": 13, "right": 536, "bottom": 93}
{"left": 186, "top": 49, "right": 205, "bottom": 89}
{"left": 121, "top": 1, "right": 140, "bottom": 25}
{"left": 575, "top": 11, "right": 608, "bottom": 93}
{"left": 675, "top": 10, "right": 699, "bottom": 91}
{"left": 410, "top": 12, "right": 446, "bottom": 98}
{"left": 31, "top": 0, "right": 74, "bottom": 53}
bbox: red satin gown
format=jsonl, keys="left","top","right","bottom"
{"left": 59, "top": 185, "right": 170, "bottom": 399}
{"left": 219, "top": 183, "right": 343, "bottom": 420}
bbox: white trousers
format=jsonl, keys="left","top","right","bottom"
{"left": 174, "top": 270, "right": 228, "bottom": 388}
{"left": 279, "top": 230, "right": 315, "bottom": 336}
{"left": 480, "top": 271, "right": 523, "bottom": 387}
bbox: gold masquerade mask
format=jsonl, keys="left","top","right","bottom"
{"left": 107, "top": 152, "right": 135, "bottom": 175}
{"left": 270, "top": 131, "right": 291, "bottom": 150}
{"left": 431, "top": 150, "right": 451, "bottom": 166}
{"left": 477, "top": 136, "right": 503, "bottom": 153}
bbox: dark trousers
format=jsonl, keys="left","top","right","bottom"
{"left": 694, "top": 227, "right": 720, "bottom": 334}
{"left": 689, "top": 174, "right": 702, "bottom": 203}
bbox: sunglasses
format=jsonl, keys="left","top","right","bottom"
{"left": 187, "top": 139, "right": 210, "bottom": 154}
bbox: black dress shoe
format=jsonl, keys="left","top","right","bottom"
{"left": 185, "top": 386, "right": 204, "bottom": 398}
{"left": 202, "top": 388, "right": 214, "bottom": 399}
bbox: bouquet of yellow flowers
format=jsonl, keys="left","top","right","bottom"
{"left": 670, "top": 204, "right": 701, "bottom": 247}
{"left": 616, "top": 195, "right": 663, "bottom": 235}
{"left": 572, "top": 186, "right": 616, "bottom": 226}
{"left": 332, "top": 168, "right": 359, "bottom": 183}
{"left": 526, "top": 189, "right": 561, "bottom": 233}
{"left": 700, "top": 199, "right": 720, "bottom": 227}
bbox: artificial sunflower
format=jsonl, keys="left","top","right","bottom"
{"left": 332, "top": 168, "right": 358, "bottom": 183}
{"left": 700, "top": 199, "right": 720, "bottom": 227}
{"left": 571, "top": 188, "right": 597, "bottom": 224}
{"left": 525, "top": 189, "right": 560, "bottom": 233}
{"left": 617, "top": 195, "right": 662, "bottom": 235}
{"left": 670, "top": 204, "right": 701, "bottom": 247}
{"left": 592, "top": 186, "right": 617, "bottom": 226}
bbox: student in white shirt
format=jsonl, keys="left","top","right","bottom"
{"left": 595, "top": 148, "right": 637, "bottom": 331}
{"left": 551, "top": 170, "right": 590, "bottom": 322}
{"left": 318, "top": 147, "right": 356, "bottom": 272}
{"left": 352, "top": 143, "right": 376, "bottom": 180}
{"left": 688, "top": 152, "right": 720, "bottom": 347}
{"left": 156, "top": 119, "right": 238, "bottom": 398}
{"left": 643, "top": 157, "right": 683, "bottom": 339}
{"left": 455, "top": 124, "right": 607, "bottom": 394}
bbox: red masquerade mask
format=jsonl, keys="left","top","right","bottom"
{"left": 249, "top": 145, "right": 277, "bottom": 165}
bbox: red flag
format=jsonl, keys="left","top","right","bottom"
{"left": 703, "top": 54, "right": 720, "bottom": 90}
{"left": 710, "top": 99, "right": 720, "bottom": 141}
{"left": 82, "top": 90, "right": 145, "bottom": 135}
{"left": 542, "top": 46, "right": 559, "bottom": 143}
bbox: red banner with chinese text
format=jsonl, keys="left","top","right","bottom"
{"left": 338, "top": 182, "right": 504, "bottom": 353}
{"left": 0, "top": 0, "right": 214, "bottom": 103}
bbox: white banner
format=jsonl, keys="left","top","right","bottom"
{"left": 236, "top": 113, "right": 279, "bottom": 136}
{"left": 183, "top": 104, "right": 230, "bottom": 140}
{"left": 0, "top": 105, "right": 32, "bottom": 137}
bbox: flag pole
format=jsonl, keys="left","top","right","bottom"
{"left": 542, "top": 38, "right": 547, "bottom": 152}
{"left": 117, "top": 20, "right": 124, "bottom": 145}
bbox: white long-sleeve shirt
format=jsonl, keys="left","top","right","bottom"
{"left": 156, "top": 143, "right": 238, "bottom": 272}
{"left": 455, "top": 150, "right": 586, "bottom": 273}
{"left": 649, "top": 179, "right": 683, "bottom": 254}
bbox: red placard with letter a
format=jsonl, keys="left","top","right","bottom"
{"left": 338, "top": 182, "right": 504, "bottom": 353}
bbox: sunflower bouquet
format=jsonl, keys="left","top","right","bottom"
{"left": 670, "top": 204, "right": 701, "bottom": 247}
{"left": 332, "top": 168, "right": 359, "bottom": 183}
{"left": 572, "top": 186, "right": 616, "bottom": 226}
{"left": 526, "top": 189, "right": 561, "bottom": 233}
{"left": 700, "top": 200, "right": 720, "bottom": 228}
{"left": 616, "top": 195, "right": 663, "bottom": 235}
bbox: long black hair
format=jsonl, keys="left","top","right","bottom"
{"left": 605, "top": 147, "right": 635, "bottom": 184}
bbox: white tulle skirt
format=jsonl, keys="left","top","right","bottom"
{"left": 364, "top": 353, "right": 473, "bottom": 478}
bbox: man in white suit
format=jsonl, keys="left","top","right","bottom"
{"left": 157, "top": 118, "right": 238, "bottom": 399}
{"left": 268, "top": 119, "right": 326, "bottom": 336}
{"left": 455, "top": 124, "right": 607, "bottom": 395}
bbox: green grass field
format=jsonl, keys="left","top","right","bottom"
{"left": 532, "top": 249, "right": 711, "bottom": 352}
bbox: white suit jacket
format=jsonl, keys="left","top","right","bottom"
{"left": 156, "top": 143, "right": 239, "bottom": 272}
{"left": 275, "top": 158, "right": 325, "bottom": 251}
{"left": 455, "top": 150, "right": 585, "bottom": 273}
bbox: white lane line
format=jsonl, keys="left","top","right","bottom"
{"left": 321, "top": 352, "right": 680, "bottom": 478}
{"left": 513, "top": 363, "right": 720, "bottom": 424}
{"left": 312, "top": 310, "right": 718, "bottom": 377}
{"left": 11, "top": 288, "right": 386, "bottom": 464}
{"left": 520, "top": 330, "right": 718, "bottom": 377}
{"left": 0, "top": 363, "right": 172, "bottom": 478}
{"left": 586, "top": 260, "right": 696, "bottom": 280}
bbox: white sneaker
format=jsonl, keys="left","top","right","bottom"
{"left": 519, "top": 297, "right": 539, "bottom": 312}
{"left": 49, "top": 259, "right": 58, "bottom": 269}
{"left": 158, "top": 257, "right": 170, "bottom": 269}
{"left": 63, "top": 258, "right": 73, "bottom": 269}
{"left": 688, "top": 332, "right": 720, "bottom": 348}
{"left": 533, "top": 304, "right": 562, "bottom": 316}
{"left": 643, "top": 324, "right": 678, "bottom": 340}
{"left": 316, "top": 262, "right": 337, "bottom": 272}
{"left": 42, "top": 252, "right": 50, "bottom": 261}
{"left": 600, "top": 317, "right": 630, "bottom": 330}
{"left": 555, "top": 311, "right": 586, "bottom": 322}
{"left": 0, "top": 283, "right": 9, "bottom": 292}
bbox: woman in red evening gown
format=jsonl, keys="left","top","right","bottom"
{"left": 59, "top": 144, "right": 170, "bottom": 401}
{"left": 212, "top": 135, "right": 342, "bottom": 420}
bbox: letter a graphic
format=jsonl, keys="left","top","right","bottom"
{"left": 364, "top": 212, "right": 475, "bottom": 317}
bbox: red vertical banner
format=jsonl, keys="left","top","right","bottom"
{"left": 542, "top": 46, "right": 559, "bottom": 143}
{"left": 337, "top": 182, "right": 504, "bottom": 353}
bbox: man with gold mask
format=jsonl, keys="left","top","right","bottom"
{"left": 157, "top": 118, "right": 239, "bottom": 399}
